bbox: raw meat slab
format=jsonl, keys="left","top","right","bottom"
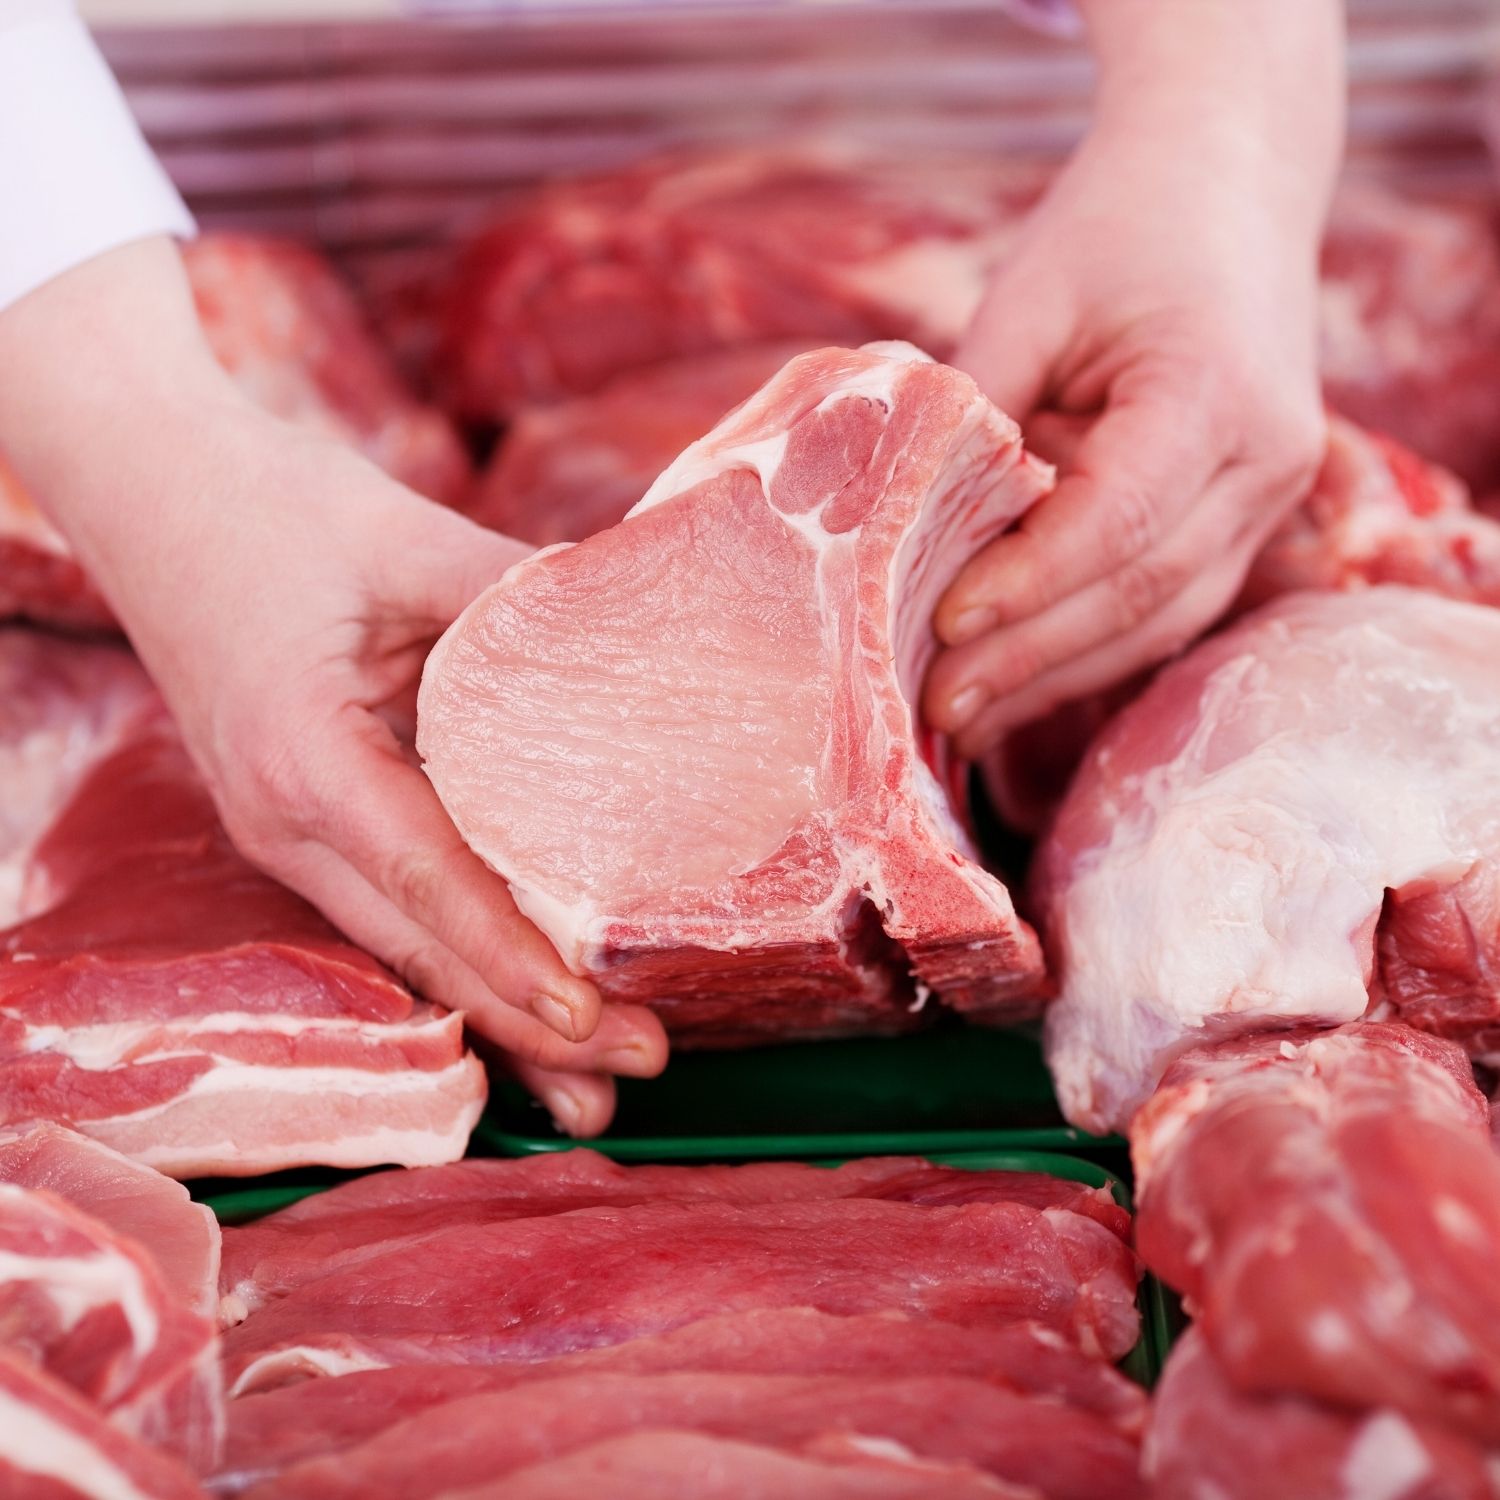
{"left": 419, "top": 342, "right": 1052, "bottom": 1042}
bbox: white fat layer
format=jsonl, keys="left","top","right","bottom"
{"left": 228, "top": 1343, "right": 389, "bottom": 1398}
{"left": 93, "top": 1055, "right": 485, "bottom": 1177}
{"left": 1340, "top": 1413, "right": 1432, "bottom": 1500}
{"left": 0, "top": 1387, "right": 157, "bottom": 1500}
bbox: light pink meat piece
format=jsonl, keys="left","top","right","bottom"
{"left": 466, "top": 343, "right": 822, "bottom": 544}
{"left": 258, "top": 1369, "right": 1141, "bottom": 1500}
{"left": 0, "top": 1122, "right": 219, "bottom": 1321}
{"left": 419, "top": 343, "right": 1052, "bottom": 1043}
{"left": 444, "top": 1429, "right": 1020, "bottom": 1500}
{"left": 1134, "top": 1023, "right": 1500, "bottom": 1442}
{"left": 0, "top": 458, "right": 113, "bottom": 631}
{"left": 218, "top": 1150, "right": 1127, "bottom": 1319}
{"left": 430, "top": 147, "right": 1039, "bottom": 417}
{"left": 0, "top": 635, "right": 486, "bottom": 1179}
{"left": 1037, "top": 586, "right": 1500, "bottom": 1133}
{"left": 1146, "top": 1329, "right": 1496, "bottom": 1500}
{"left": 0, "top": 1181, "right": 222, "bottom": 1469}
{"left": 217, "top": 1310, "right": 1146, "bottom": 1493}
{"left": 1320, "top": 185, "right": 1500, "bottom": 491}
{"left": 221, "top": 1197, "right": 1140, "bottom": 1395}
{"left": 0, "top": 1351, "right": 208, "bottom": 1500}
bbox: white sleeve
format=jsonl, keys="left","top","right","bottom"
{"left": 0, "top": 0, "right": 195, "bottom": 312}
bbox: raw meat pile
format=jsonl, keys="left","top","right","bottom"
{"left": 420, "top": 342, "right": 1054, "bottom": 1042}
{"left": 0, "top": 232, "right": 469, "bottom": 632}
{"left": 0, "top": 629, "right": 486, "bottom": 1177}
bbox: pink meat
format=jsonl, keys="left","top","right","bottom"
{"left": 444, "top": 1429, "right": 1021, "bottom": 1500}
{"left": 217, "top": 1309, "right": 1146, "bottom": 1492}
{"left": 0, "top": 635, "right": 486, "bottom": 1178}
{"left": 466, "top": 342, "right": 822, "bottom": 544}
{"left": 1320, "top": 185, "right": 1500, "bottom": 491}
{"left": 257, "top": 1369, "right": 1141, "bottom": 1500}
{"left": 218, "top": 1151, "right": 1127, "bottom": 1319}
{"left": 1146, "top": 1329, "right": 1495, "bottom": 1500}
{"left": 0, "top": 1182, "right": 222, "bottom": 1469}
{"left": 0, "top": 458, "right": 112, "bottom": 631}
{"left": 430, "top": 147, "right": 1039, "bottom": 417}
{"left": 0, "top": 1122, "right": 219, "bottom": 1320}
{"left": 1037, "top": 587, "right": 1500, "bottom": 1133}
{"left": 221, "top": 1197, "right": 1140, "bottom": 1395}
{"left": 0, "top": 1351, "right": 208, "bottom": 1500}
{"left": 419, "top": 343, "right": 1052, "bottom": 1043}
{"left": 1134, "top": 1024, "right": 1500, "bottom": 1442}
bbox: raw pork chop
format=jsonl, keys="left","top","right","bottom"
{"left": 0, "top": 1122, "right": 219, "bottom": 1319}
{"left": 429, "top": 148, "right": 1039, "bottom": 416}
{"left": 466, "top": 343, "right": 820, "bottom": 544}
{"left": 1038, "top": 586, "right": 1500, "bottom": 1132}
{"left": 258, "top": 1369, "right": 1141, "bottom": 1500}
{"left": 217, "top": 1310, "right": 1145, "bottom": 1492}
{"left": 1145, "top": 1329, "right": 1495, "bottom": 1500}
{"left": 0, "top": 634, "right": 485, "bottom": 1178}
{"left": 445, "top": 1430, "right": 1019, "bottom": 1500}
{"left": 1320, "top": 185, "right": 1500, "bottom": 490}
{"left": 221, "top": 1196, "right": 1139, "bottom": 1394}
{"left": 0, "top": 234, "right": 469, "bottom": 632}
{"left": 419, "top": 343, "right": 1053, "bottom": 1042}
{"left": 218, "top": 1151, "right": 1126, "bottom": 1318}
{"left": 0, "top": 1351, "right": 208, "bottom": 1500}
{"left": 1134, "top": 1024, "right": 1500, "bottom": 1442}
{"left": 0, "top": 1181, "right": 222, "bottom": 1467}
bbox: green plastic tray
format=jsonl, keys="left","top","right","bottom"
{"left": 476, "top": 1022, "right": 1121, "bottom": 1161}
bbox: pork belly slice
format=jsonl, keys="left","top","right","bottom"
{"left": 0, "top": 632, "right": 485, "bottom": 1178}
{"left": 217, "top": 1309, "right": 1145, "bottom": 1494}
{"left": 420, "top": 343, "right": 1053, "bottom": 1042}
{"left": 221, "top": 1195, "right": 1139, "bottom": 1395}
{"left": 218, "top": 1150, "right": 1126, "bottom": 1319}
{"left": 0, "top": 1181, "right": 222, "bottom": 1470}
{"left": 1145, "top": 1329, "right": 1495, "bottom": 1500}
{"left": 1135, "top": 1023, "right": 1500, "bottom": 1443}
{"left": 0, "top": 1351, "right": 209, "bottom": 1500}
{"left": 1038, "top": 586, "right": 1500, "bottom": 1133}
{"left": 256, "top": 1368, "right": 1141, "bottom": 1500}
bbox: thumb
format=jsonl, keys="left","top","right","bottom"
{"left": 950, "top": 261, "right": 1068, "bottom": 423}
{"left": 386, "top": 498, "right": 537, "bottom": 627}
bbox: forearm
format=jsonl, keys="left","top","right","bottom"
{"left": 1078, "top": 0, "right": 1345, "bottom": 234}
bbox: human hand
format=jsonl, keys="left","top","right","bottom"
{"left": 925, "top": 0, "right": 1342, "bottom": 759}
{"left": 0, "top": 239, "right": 667, "bottom": 1137}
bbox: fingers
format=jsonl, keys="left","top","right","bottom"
{"left": 934, "top": 370, "right": 1220, "bottom": 649}
{"left": 504, "top": 1062, "right": 619, "bottom": 1139}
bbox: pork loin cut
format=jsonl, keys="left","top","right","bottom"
{"left": 0, "top": 632, "right": 486, "bottom": 1178}
{"left": 1038, "top": 586, "right": 1500, "bottom": 1132}
{"left": 0, "top": 1180, "right": 223, "bottom": 1469}
{"left": 419, "top": 343, "right": 1052, "bottom": 1042}
{"left": 0, "top": 1351, "right": 208, "bottom": 1500}
{"left": 1134, "top": 1024, "right": 1500, "bottom": 1444}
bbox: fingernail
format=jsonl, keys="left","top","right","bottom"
{"left": 546, "top": 1085, "right": 586, "bottom": 1136}
{"left": 602, "top": 1043, "right": 652, "bottom": 1073}
{"left": 948, "top": 685, "right": 990, "bottom": 724}
{"left": 533, "top": 993, "right": 578, "bottom": 1042}
{"left": 950, "top": 606, "right": 996, "bottom": 644}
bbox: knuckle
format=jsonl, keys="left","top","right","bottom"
{"left": 387, "top": 849, "right": 448, "bottom": 919}
{"left": 1106, "top": 483, "right": 1160, "bottom": 567}
{"left": 1110, "top": 554, "right": 1169, "bottom": 629}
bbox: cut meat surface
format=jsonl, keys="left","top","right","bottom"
{"left": 0, "top": 1180, "right": 222, "bottom": 1468}
{"left": 221, "top": 1196, "right": 1140, "bottom": 1394}
{"left": 0, "top": 634, "right": 486, "bottom": 1178}
{"left": 430, "top": 148, "right": 1038, "bottom": 416}
{"left": 257, "top": 1368, "right": 1141, "bottom": 1500}
{"left": 218, "top": 1151, "right": 1127, "bottom": 1319}
{"left": 466, "top": 343, "right": 821, "bottom": 544}
{"left": 0, "top": 1122, "right": 219, "bottom": 1320}
{"left": 217, "top": 1310, "right": 1145, "bottom": 1492}
{"left": 1320, "top": 185, "right": 1500, "bottom": 491}
{"left": 441, "top": 1429, "right": 1020, "bottom": 1500}
{"left": 1146, "top": 1329, "right": 1496, "bottom": 1500}
{"left": 420, "top": 342, "right": 1053, "bottom": 1042}
{"left": 1134, "top": 1024, "right": 1500, "bottom": 1443}
{"left": 0, "top": 1351, "right": 208, "bottom": 1500}
{"left": 1038, "top": 587, "right": 1500, "bottom": 1133}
